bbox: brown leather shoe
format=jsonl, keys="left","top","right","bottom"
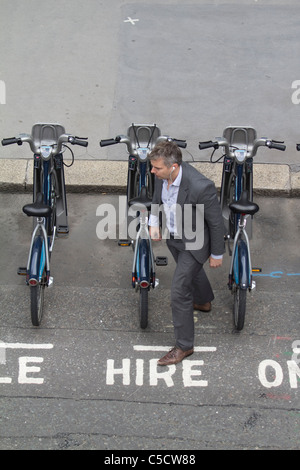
{"left": 193, "top": 301, "right": 211, "bottom": 312}
{"left": 157, "top": 347, "right": 194, "bottom": 366}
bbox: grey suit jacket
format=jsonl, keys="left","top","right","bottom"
{"left": 151, "top": 161, "right": 225, "bottom": 264}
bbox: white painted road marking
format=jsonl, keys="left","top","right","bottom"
{"left": 124, "top": 17, "right": 139, "bottom": 25}
{"left": 133, "top": 345, "right": 217, "bottom": 352}
{"left": 0, "top": 342, "right": 53, "bottom": 384}
{"left": 0, "top": 342, "right": 53, "bottom": 350}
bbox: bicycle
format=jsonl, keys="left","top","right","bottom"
{"left": 100, "top": 123, "right": 186, "bottom": 328}
{"left": 2, "top": 123, "right": 88, "bottom": 326}
{"left": 199, "top": 126, "right": 285, "bottom": 330}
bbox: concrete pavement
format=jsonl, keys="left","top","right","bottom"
{"left": 1, "top": 157, "right": 300, "bottom": 196}
{"left": 1, "top": 192, "right": 299, "bottom": 450}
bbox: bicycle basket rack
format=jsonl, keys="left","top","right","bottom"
{"left": 127, "top": 124, "right": 161, "bottom": 149}
{"left": 31, "top": 123, "right": 66, "bottom": 146}
{"left": 223, "top": 126, "right": 257, "bottom": 154}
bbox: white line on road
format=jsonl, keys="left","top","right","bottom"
{"left": 0, "top": 343, "right": 53, "bottom": 349}
{"left": 133, "top": 345, "right": 216, "bottom": 352}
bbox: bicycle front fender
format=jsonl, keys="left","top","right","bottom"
{"left": 234, "top": 239, "right": 250, "bottom": 289}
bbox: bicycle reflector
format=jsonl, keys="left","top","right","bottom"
{"left": 140, "top": 280, "right": 149, "bottom": 288}
{"left": 28, "top": 278, "right": 38, "bottom": 286}
{"left": 252, "top": 268, "right": 262, "bottom": 273}
{"left": 118, "top": 239, "right": 131, "bottom": 246}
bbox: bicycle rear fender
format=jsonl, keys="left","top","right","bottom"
{"left": 28, "top": 236, "right": 43, "bottom": 282}
{"left": 234, "top": 239, "right": 250, "bottom": 289}
{"left": 28, "top": 236, "right": 48, "bottom": 283}
{"left": 137, "top": 239, "right": 150, "bottom": 284}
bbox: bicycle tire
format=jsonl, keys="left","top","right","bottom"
{"left": 233, "top": 286, "right": 246, "bottom": 330}
{"left": 30, "top": 282, "right": 45, "bottom": 326}
{"left": 139, "top": 287, "right": 148, "bottom": 329}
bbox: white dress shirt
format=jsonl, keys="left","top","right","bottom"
{"left": 149, "top": 165, "right": 222, "bottom": 260}
{"left": 149, "top": 166, "right": 182, "bottom": 235}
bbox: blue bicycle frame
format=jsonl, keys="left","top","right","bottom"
{"left": 132, "top": 151, "right": 155, "bottom": 290}
{"left": 229, "top": 156, "right": 252, "bottom": 290}
{"left": 27, "top": 159, "right": 52, "bottom": 286}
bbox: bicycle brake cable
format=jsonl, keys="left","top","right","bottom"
{"left": 62, "top": 144, "right": 75, "bottom": 167}
{"left": 210, "top": 149, "right": 225, "bottom": 163}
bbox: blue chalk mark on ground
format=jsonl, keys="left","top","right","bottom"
{"left": 252, "top": 271, "right": 300, "bottom": 279}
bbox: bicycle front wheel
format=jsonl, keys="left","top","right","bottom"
{"left": 233, "top": 286, "right": 246, "bottom": 331}
{"left": 139, "top": 287, "right": 148, "bottom": 329}
{"left": 30, "top": 282, "right": 45, "bottom": 326}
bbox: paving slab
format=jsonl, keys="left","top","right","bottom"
{"left": 1, "top": 158, "right": 298, "bottom": 195}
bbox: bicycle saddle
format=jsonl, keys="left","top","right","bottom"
{"left": 128, "top": 186, "right": 152, "bottom": 210}
{"left": 23, "top": 192, "right": 52, "bottom": 217}
{"left": 229, "top": 190, "right": 259, "bottom": 215}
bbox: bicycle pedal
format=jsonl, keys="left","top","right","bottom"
{"left": 118, "top": 239, "right": 132, "bottom": 246}
{"left": 155, "top": 256, "right": 168, "bottom": 266}
{"left": 47, "top": 276, "right": 54, "bottom": 288}
{"left": 17, "top": 267, "right": 27, "bottom": 276}
{"left": 57, "top": 225, "right": 69, "bottom": 234}
{"left": 252, "top": 267, "right": 262, "bottom": 273}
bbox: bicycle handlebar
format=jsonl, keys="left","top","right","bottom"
{"left": 2, "top": 137, "right": 23, "bottom": 146}
{"left": 67, "top": 136, "right": 89, "bottom": 147}
{"left": 100, "top": 139, "right": 116, "bottom": 147}
{"left": 199, "top": 137, "right": 286, "bottom": 157}
{"left": 100, "top": 134, "right": 186, "bottom": 154}
{"left": 1, "top": 133, "right": 88, "bottom": 155}
{"left": 170, "top": 138, "right": 187, "bottom": 148}
{"left": 265, "top": 140, "right": 286, "bottom": 151}
{"left": 198, "top": 141, "right": 219, "bottom": 150}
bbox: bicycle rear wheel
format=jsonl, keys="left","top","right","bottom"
{"left": 233, "top": 286, "right": 246, "bottom": 330}
{"left": 30, "top": 280, "right": 45, "bottom": 326}
{"left": 139, "top": 287, "right": 148, "bottom": 329}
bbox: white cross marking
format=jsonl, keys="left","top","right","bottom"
{"left": 124, "top": 17, "right": 139, "bottom": 25}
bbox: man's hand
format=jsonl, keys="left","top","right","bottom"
{"left": 209, "top": 256, "right": 223, "bottom": 268}
{"left": 149, "top": 226, "right": 162, "bottom": 241}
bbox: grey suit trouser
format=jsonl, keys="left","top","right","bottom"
{"left": 167, "top": 237, "right": 214, "bottom": 351}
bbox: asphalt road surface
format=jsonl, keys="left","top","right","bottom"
{"left": 1, "top": 0, "right": 300, "bottom": 164}
{"left": 0, "top": 192, "right": 299, "bottom": 450}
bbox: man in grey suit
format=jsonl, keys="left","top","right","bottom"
{"left": 149, "top": 141, "right": 224, "bottom": 366}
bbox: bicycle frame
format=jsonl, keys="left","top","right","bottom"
{"left": 126, "top": 126, "right": 160, "bottom": 291}
{"left": 228, "top": 215, "right": 252, "bottom": 290}
{"left": 223, "top": 150, "right": 253, "bottom": 293}
{"left": 27, "top": 157, "right": 56, "bottom": 286}
{"left": 2, "top": 123, "right": 88, "bottom": 325}
{"left": 219, "top": 129, "right": 255, "bottom": 240}
{"left": 100, "top": 124, "right": 186, "bottom": 328}
{"left": 199, "top": 126, "right": 285, "bottom": 330}
{"left": 222, "top": 133, "right": 257, "bottom": 292}
{"left": 131, "top": 206, "right": 156, "bottom": 289}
